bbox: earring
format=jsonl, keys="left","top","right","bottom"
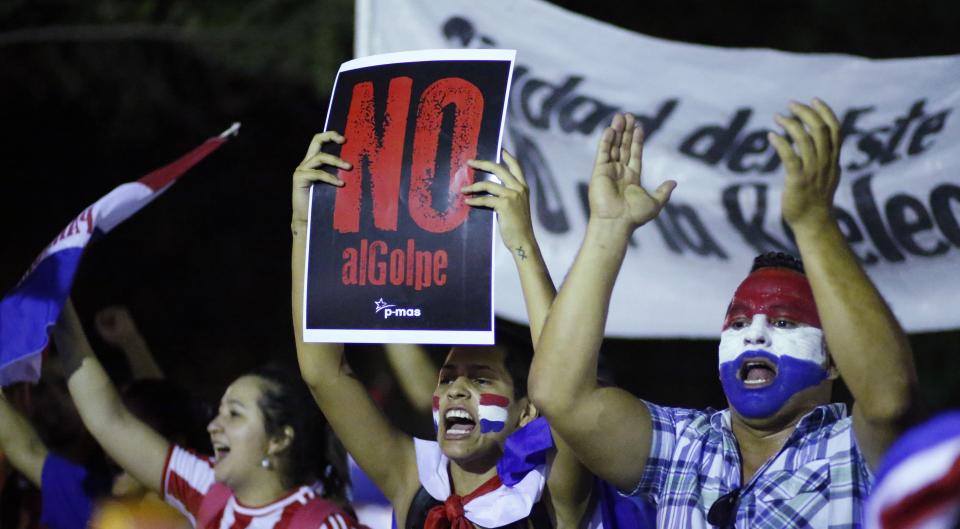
{"left": 260, "top": 457, "right": 272, "bottom": 470}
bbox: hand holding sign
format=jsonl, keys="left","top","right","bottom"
{"left": 292, "top": 131, "right": 351, "bottom": 226}
{"left": 463, "top": 150, "right": 536, "bottom": 257}
{"left": 302, "top": 50, "right": 515, "bottom": 343}
{"left": 589, "top": 113, "right": 676, "bottom": 232}
{"left": 768, "top": 99, "right": 842, "bottom": 234}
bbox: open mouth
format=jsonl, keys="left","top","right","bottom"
{"left": 443, "top": 408, "right": 477, "bottom": 439}
{"left": 212, "top": 442, "right": 231, "bottom": 463}
{"left": 738, "top": 357, "right": 778, "bottom": 388}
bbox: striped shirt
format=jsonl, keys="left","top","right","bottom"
{"left": 627, "top": 402, "right": 873, "bottom": 528}
{"left": 162, "top": 445, "right": 358, "bottom": 529}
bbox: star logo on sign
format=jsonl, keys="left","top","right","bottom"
{"left": 374, "top": 298, "right": 395, "bottom": 313}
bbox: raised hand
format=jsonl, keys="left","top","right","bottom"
{"left": 589, "top": 113, "right": 675, "bottom": 230}
{"left": 291, "top": 131, "right": 352, "bottom": 225}
{"left": 769, "top": 99, "right": 917, "bottom": 469}
{"left": 462, "top": 149, "right": 557, "bottom": 342}
{"left": 94, "top": 306, "right": 142, "bottom": 348}
{"left": 768, "top": 99, "right": 841, "bottom": 232}
{"left": 94, "top": 305, "right": 162, "bottom": 379}
{"left": 461, "top": 150, "right": 536, "bottom": 257}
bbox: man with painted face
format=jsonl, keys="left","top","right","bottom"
{"left": 719, "top": 254, "right": 832, "bottom": 421}
{"left": 529, "top": 99, "right": 918, "bottom": 528}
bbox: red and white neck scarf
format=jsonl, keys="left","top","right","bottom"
{"left": 414, "top": 438, "right": 546, "bottom": 529}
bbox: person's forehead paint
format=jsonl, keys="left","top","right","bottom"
{"left": 723, "top": 267, "right": 821, "bottom": 330}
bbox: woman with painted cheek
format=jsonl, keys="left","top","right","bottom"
{"left": 717, "top": 266, "right": 837, "bottom": 422}
{"left": 431, "top": 351, "right": 534, "bottom": 466}
{"left": 52, "top": 302, "right": 360, "bottom": 529}
{"left": 294, "top": 133, "right": 594, "bottom": 529}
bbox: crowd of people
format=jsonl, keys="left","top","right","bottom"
{"left": 1, "top": 99, "right": 957, "bottom": 529}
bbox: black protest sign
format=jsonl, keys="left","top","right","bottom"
{"left": 304, "top": 50, "right": 515, "bottom": 344}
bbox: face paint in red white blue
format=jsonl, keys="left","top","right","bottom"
{"left": 718, "top": 267, "right": 827, "bottom": 418}
{"left": 723, "top": 267, "right": 821, "bottom": 330}
{"left": 478, "top": 393, "right": 509, "bottom": 433}
{"left": 434, "top": 393, "right": 510, "bottom": 435}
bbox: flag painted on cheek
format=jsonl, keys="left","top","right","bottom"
{"left": 432, "top": 395, "right": 440, "bottom": 432}
{"left": 0, "top": 123, "right": 239, "bottom": 385}
{"left": 478, "top": 393, "right": 509, "bottom": 433}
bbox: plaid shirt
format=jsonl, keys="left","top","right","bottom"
{"left": 627, "top": 402, "right": 873, "bottom": 529}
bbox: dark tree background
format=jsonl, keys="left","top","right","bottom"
{"left": 1, "top": 0, "right": 957, "bottom": 414}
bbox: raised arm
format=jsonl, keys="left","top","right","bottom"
{"left": 529, "top": 114, "right": 676, "bottom": 491}
{"left": 50, "top": 300, "right": 169, "bottom": 493}
{"left": 0, "top": 386, "right": 47, "bottom": 486}
{"left": 466, "top": 150, "right": 596, "bottom": 520}
{"left": 770, "top": 99, "right": 917, "bottom": 467}
{"left": 463, "top": 150, "right": 555, "bottom": 343}
{"left": 383, "top": 343, "right": 437, "bottom": 415}
{"left": 291, "top": 132, "right": 416, "bottom": 505}
{"left": 95, "top": 305, "right": 164, "bottom": 380}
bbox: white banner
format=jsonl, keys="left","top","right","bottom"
{"left": 356, "top": 0, "right": 960, "bottom": 338}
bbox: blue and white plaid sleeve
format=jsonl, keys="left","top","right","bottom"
{"left": 621, "top": 401, "right": 687, "bottom": 501}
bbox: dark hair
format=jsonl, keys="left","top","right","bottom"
{"left": 750, "top": 251, "right": 805, "bottom": 274}
{"left": 442, "top": 345, "right": 532, "bottom": 401}
{"left": 500, "top": 345, "right": 532, "bottom": 401}
{"left": 245, "top": 364, "right": 349, "bottom": 501}
{"left": 122, "top": 378, "right": 206, "bottom": 451}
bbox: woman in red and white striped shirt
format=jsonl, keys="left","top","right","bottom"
{"left": 52, "top": 301, "right": 360, "bottom": 529}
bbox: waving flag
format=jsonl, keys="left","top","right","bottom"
{"left": 0, "top": 123, "right": 240, "bottom": 385}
